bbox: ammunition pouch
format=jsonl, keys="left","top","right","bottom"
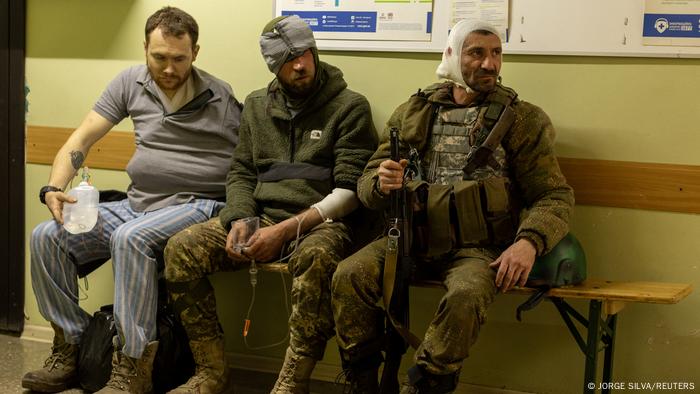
{"left": 407, "top": 177, "right": 518, "bottom": 257}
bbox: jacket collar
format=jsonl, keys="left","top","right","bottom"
{"left": 425, "top": 81, "right": 507, "bottom": 108}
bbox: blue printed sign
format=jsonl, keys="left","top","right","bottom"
{"left": 282, "top": 10, "right": 377, "bottom": 33}
{"left": 643, "top": 13, "right": 700, "bottom": 38}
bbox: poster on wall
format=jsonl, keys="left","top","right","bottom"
{"left": 276, "top": 0, "right": 434, "bottom": 41}
{"left": 643, "top": 0, "right": 700, "bottom": 46}
{"left": 450, "top": 0, "right": 509, "bottom": 41}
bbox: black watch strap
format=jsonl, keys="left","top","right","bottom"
{"left": 39, "top": 185, "right": 63, "bottom": 205}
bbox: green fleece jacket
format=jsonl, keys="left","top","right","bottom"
{"left": 219, "top": 62, "right": 377, "bottom": 229}
{"left": 358, "top": 82, "right": 574, "bottom": 255}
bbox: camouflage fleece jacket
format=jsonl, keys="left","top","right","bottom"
{"left": 219, "top": 62, "right": 377, "bottom": 229}
{"left": 357, "top": 82, "right": 574, "bottom": 255}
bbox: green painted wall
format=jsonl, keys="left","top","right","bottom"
{"left": 25, "top": 1, "right": 700, "bottom": 392}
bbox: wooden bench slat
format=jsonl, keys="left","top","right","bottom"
{"left": 545, "top": 279, "right": 692, "bottom": 304}
{"left": 256, "top": 263, "right": 691, "bottom": 305}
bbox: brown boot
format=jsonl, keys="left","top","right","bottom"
{"left": 167, "top": 337, "right": 230, "bottom": 393}
{"left": 398, "top": 366, "right": 459, "bottom": 394}
{"left": 96, "top": 337, "right": 158, "bottom": 393}
{"left": 270, "top": 347, "right": 317, "bottom": 394}
{"left": 21, "top": 323, "right": 79, "bottom": 393}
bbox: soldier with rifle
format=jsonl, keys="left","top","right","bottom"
{"left": 332, "top": 19, "right": 574, "bottom": 393}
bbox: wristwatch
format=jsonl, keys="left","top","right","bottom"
{"left": 39, "top": 185, "right": 63, "bottom": 205}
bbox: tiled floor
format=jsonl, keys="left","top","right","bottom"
{"left": 0, "top": 333, "right": 342, "bottom": 394}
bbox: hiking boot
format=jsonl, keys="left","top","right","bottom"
{"left": 168, "top": 337, "right": 231, "bottom": 393}
{"left": 341, "top": 365, "right": 379, "bottom": 394}
{"left": 337, "top": 351, "right": 381, "bottom": 394}
{"left": 399, "top": 365, "right": 458, "bottom": 394}
{"left": 21, "top": 323, "right": 79, "bottom": 393}
{"left": 270, "top": 347, "right": 317, "bottom": 394}
{"left": 96, "top": 337, "right": 158, "bottom": 393}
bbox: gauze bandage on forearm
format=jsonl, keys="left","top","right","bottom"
{"left": 311, "top": 188, "right": 360, "bottom": 221}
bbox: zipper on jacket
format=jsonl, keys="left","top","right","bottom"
{"left": 288, "top": 120, "right": 295, "bottom": 163}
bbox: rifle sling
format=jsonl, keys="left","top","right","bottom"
{"left": 383, "top": 233, "right": 422, "bottom": 349}
{"left": 483, "top": 105, "right": 515, "bottom": 151}
{"left": 463, "top": 102, "right": 516, "bottom": 174}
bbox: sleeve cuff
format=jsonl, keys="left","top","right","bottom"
{"left": 516, "top": 231, "right": 545, "bottom": 256}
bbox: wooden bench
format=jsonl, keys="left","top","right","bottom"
{"left": 27, "top": 126, "right": 696, "bottom": 393}
{"left": 257, "top": 262, "right": 692, "bottom": 394}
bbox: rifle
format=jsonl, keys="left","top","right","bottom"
{"left": 379, "top": 128, "right": 421, "bottom": 394}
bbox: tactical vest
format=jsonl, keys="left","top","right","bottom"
{"left": 409, "top": 85, "right": 521, "bottom": 256}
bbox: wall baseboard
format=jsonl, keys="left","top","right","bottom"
{"left": 21, "top": 324, "right": 54, "bottom": 343}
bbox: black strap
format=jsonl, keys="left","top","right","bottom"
{"left": 258, "top": 162, "right": 332, "bottom": 182}
{"left": 516, "top": 287, "right": 550, "bottom": 322}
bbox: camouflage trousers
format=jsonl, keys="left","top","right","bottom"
{"left": 332, "top": 237, "right": 499, "bottom": 375}
{"left": 164, "top": 216, "right": 352, "bottom": 360}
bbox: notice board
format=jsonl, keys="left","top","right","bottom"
{"left": 274, "top": 0, "right": 700, "bottom": 58}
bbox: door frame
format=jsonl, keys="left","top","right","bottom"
{"left": 0, "top": 0, "right": 26, "bottom": 333}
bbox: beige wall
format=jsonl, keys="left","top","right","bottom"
{"left": 25, "top": 1, "right": 700, "bottom": 392}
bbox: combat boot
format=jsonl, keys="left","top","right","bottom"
{"left": 344, "top": 364, "right": 379, "bottom": 394}
{"left": 96, "top": 337, "right": 158, "bottom": 393}
{"left": 270, "top": 346, "right": 317, "bottom": 394}
{"left": 337, "top": 350, "right": 381, "bottom": 394}
{"left": 21, "top": 323, "right": 79, "bottom": 392}
{"left": 399, "top": 365, "right": 459, "bottom": 394}
{"left": 168, "top": 337, "right": 231, "bottom": 393}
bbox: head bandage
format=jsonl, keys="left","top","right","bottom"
{"left": 435, "top": 20, "right": 501, "bottom": 88}
{"left": 260, "top": 15, "right": 317, "bottom": 75}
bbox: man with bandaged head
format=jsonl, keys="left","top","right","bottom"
{"left": 332, "top": 20, "right": 574, "bottom": 393}
{"left": 164, "top": 15, "right": 377, "bottom": 393}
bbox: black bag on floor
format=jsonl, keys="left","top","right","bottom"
{"left": 77, "top": 300, "right": 195, "bottom": 393}
{"left": 152, "top": 301, "right": 196, "bottom": 393}
{"left": 77, "top": 305, "right": 116, "bottom": 392}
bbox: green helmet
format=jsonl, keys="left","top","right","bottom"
{"left": 527, "top": 233, "right": 587, "bottom": 288}
{"left": 517, "top": 233, "right": 587, "bottom": 321}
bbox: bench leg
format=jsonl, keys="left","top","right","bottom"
{"left": 584, "top": 300, "right": 602, "bottom": 394}
{"left": 602, "top": 314, "right": 618, "bottom": 391}
{"left": 550, "top": 298, "right": 619, "bottom": 394}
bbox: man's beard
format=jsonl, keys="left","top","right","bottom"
{"left": 147, "top": 59, "right": 189, "bottom": 92}
{"left": 280, "top": 75, "right": 315, "bottom": 97}
{"left": 466, "top": 70, "right": 498, "bottom": 93}
{"left": 157, "top": 75, "right": 184, "bottom": 91}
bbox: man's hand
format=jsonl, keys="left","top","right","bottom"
{"left": 489, "top": 238, "right": 537, "bottom": 292}
{"left": 377, "top": 159, "right": 408, "bottom": 195}
{"left": 45, "top": 191, "right": 76, "bottom": 224}
{"left": 241, "top": 224, "right": 289, "bottom": 262}
{"left": 225, "top": 221, "right": 252, "bottom": 262}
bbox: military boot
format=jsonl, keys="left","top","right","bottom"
{"left": 270, "top": 346, "right": 317, "bottom": 394}
{"left": 344, "top": 365, "right": 379, "bottom": 394}
{"left": 337, "top": 351, "right": 381, "bottom": 394}
{"left": 96, "top": 337, "right": 158, "bottom": 393}
{"left": 398, "top": 365, "right": 459, "bottom": 394}
{"left": 168, "top": 337, "right": 231, "bottom": 393}
{"left": 21, "top": 323, "right": 79, "bottom": 392}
